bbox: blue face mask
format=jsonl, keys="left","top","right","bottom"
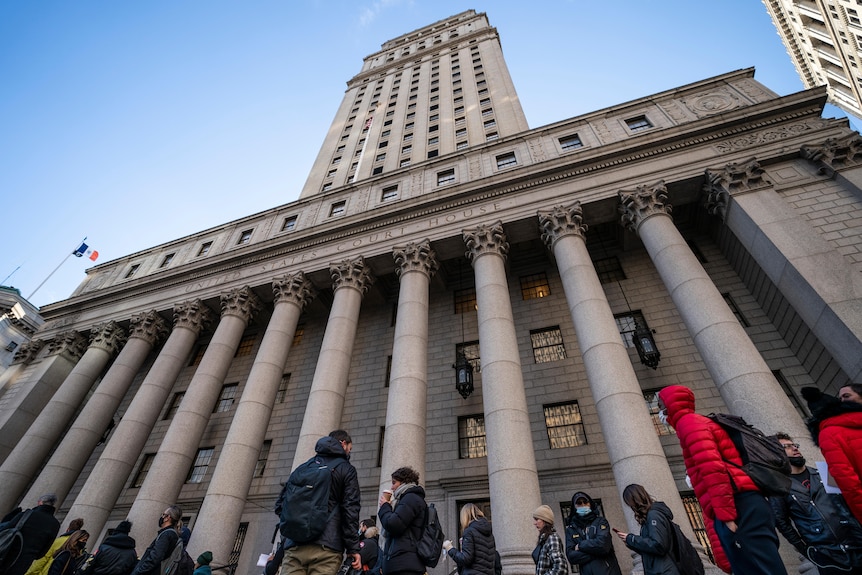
{"left": 575, "top": 507, "right": 592, "bottom": 516}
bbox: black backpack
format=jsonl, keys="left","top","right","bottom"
{"left": 708, "top": 412, "right": 791, "bottom": 496}
{"left": 668, "top": 521, "right": 704, "bottom": 575}
{"left": 407, "top": 503, "right": 445, "bottom": 568}
{"left": 276, "top": 456, "right": 344, "bottom": 543}
{"left": 0, "top": 509, "right": 32, "bottom": 568}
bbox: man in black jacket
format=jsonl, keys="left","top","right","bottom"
{"left": 279, "top": 430, "right": 361, "bottom": 575}
{"left": 0, "top": 493, "right": 61, "bottom": 575}
{"left": 88, "top": 520, "right": 138, "bottom": 575}
{"left": 564, "top": 492, "right": 622, "bottom": 575}
{"left": 131, "top": 506, "right": 182, "bottom": 575}
{"left": 770, "top": 433, "right": 862, "bottom": 574}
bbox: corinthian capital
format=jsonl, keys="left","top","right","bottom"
{"left": 88, "top": 321, "right": 127, "bottom": 357}
{"left": 702, "top": 158, "right": 770, "bottom": 220}
{"left": 128, "top": 311, "right": 170, "bottom": 347}
{"left": 173, "top": 299, "right": 215, "bottom": 334}
{"left": 220, "top": 286, "right": 262, "bottom": 325}
{"left": 463, "top": 221, "right": 509, "bottom": 264}
{"left": 619, "top": 181, "right": 671, "bottom": 233}
{"left": 46, "top": 331, "right": 89, "bottom": 360}
{"left": 801, "top": 134, "right": 862, "bottom": 177}
{"left": 273, "top": 272, "right": 317, "bottom": 309}
{"left": 330, "top": 256, "right": 375, "bottom": 295}
{"left": 538, "top": 202, "right": 587, "bottom": 250}
{"left": 11, "top": 339, "right": 45, "bottom": 365}
{"left": 393, "top": 239, "right": 439, "bottom": 279}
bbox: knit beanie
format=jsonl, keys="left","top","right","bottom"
{"left": 197, "top": 551, "right": 213, "bottom": 565}
{"left": 533, "top": 505, "right": 554, "bottom": 525}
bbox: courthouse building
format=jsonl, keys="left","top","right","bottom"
{"left": 1, "top": 9, "right": 861, "bottom": 575}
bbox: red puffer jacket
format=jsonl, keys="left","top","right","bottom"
{"left": 818, "top": 411, "right": 862, "bottom": 524}
{"left": 659, "top": 385, "right": 758, "bottom": 574}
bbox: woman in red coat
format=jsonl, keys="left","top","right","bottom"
{"left": 658, "top": 385, "right": 787, "bottom": 575}
{"left": 802, "top": 386, "right": 862, "bottom": 524}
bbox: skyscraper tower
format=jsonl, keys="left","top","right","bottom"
{"left": 300, "top": 10, "right": 528, "bottom": 197}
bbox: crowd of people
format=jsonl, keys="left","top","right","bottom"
{"left": 3, "top": 380, "right": 861, "bottom": 575}
{"left": 0, "top": 498, "right": 213, "bottom": 575}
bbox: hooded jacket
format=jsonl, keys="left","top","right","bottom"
{"left": 804, "top": 389, "right": 862, "bottom": 525}
{"left": 446, "top": 516, "right": 497, "bottom": 575}
{"left": 658, "top": 385, "right": 741, "bottom": 573}
{"left": 378, "top": 484, "right": 426, "bottom": 575}
{"left": 564, "top": 492, "right": 621, "bottom": 575}
{"left": 622, "top": 501, "right": 678, "bottom": 575}
{"left": 88, "top": 532, "right": 138, "bottom": 575}
{"left": 0, "top": 504, "right": 61, "bottom": 575}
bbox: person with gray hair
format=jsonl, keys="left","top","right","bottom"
{"left": 130, "top": 505, "right": 183, "bottom": 575}
{"left": 0, "top": 493, "right": 62, "bottom": 575}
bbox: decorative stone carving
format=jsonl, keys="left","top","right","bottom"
{"left": 330, "top": 256, "right": 375, "bottom": 295}
{"left": 463, "top": 221, "right": 509, "bottom": 263}
{"left": 619, "top": 181, "right": 672, "bottom": 233}
{"left": 800, "top": 134, "right": 862, "bottom": 177}
{"left": 88, "top": 321, "right": 127, "bottom": 357}
{"left": 219, "top": 286, "right": 262, "bottom": 325}
{"left": 393, "top": 239, "right": 439, "bottom": 279}
{"left": 173, "top": 299, "right": 215, "bottom": 334}
{"left": 45, "top": 331, "right": 89, "bottom": 360}
{"left": 127, "top": 311, "right": 170, "bottom": 347}
{"left": 703, "top": 158, "right": 770, "bottom": 220}
{"left": 714, "top": 120, "right": 823, "bottom": 154}
{"left": 273, "top": 272, "right": 317, "bottom": 309}
{"left": 11, "top": 339, "right": 45, "bottom": 365}
{"left": 682, "top": 90, "right": 740, "bottom": 117}
{"left": 538, "top": 202, "right": 587, "bottom": 249}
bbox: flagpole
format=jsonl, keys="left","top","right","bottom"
{"left": 27, "top": 237, "right": 87, "bottom": 302}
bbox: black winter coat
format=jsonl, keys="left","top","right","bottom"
{"left": 0, "top": 504, "right": 61, "bottom": 575}
{"left": 278, "top": 436, "right": 362, "bottom": 555}
{"left": 622, "top": 502, "right": 679, "bottom": 575}
{"left": 378, "top": 485, "right": 426, "bottom": 575}
{"left": 89, "top": 532, "right": 139, "bottom": 575}
{"left": 47, "top": 550, "right": 87, "bottom": 575}
{"left": 771, "top": 467, "right": 862, "bottom": 564}
{"left": 565, "top": 516, "right": 621, "bottom": 575}
{"left": 131, "top": 527, "right": 179, "bottom": 575}
{"left": 446, "top": 517, "right": 496, "bottom": 575}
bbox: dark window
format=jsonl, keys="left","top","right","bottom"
{"left": 531, "top": 327, "right": 567, "bottom": 363}
{"left": 235, "top": 334, "right": 256, "bottom": 357}
{"left": 377, "top": 426, "right": 386, "bottom": 467}
{"left": 159, "top": 253, "right": 175, "bottom": 268}
{"left": 215, "top": 384, "right": 238, "bottom": 413}
{"left": 282, "top": 215, "right": 298, "bottom": 232}
{"left": 276, "top": 374, "right": 290, "bottom": 403}
{"left": 131, "top": 453, "right": 156, "bottom": 488}
{"left": 292, "top": 326, "right": 304, "bottom": 347}
{"left": 125, "top": 264, "right": 140, "bottom": 279}
{"left": 187, "top": 447, "right": 215, "bottom": 483}
{"left": 164, "top": 392, "right": 184, "bottom": 420}
{"left": 496, "top": 152, "right": 517, "bottom": 169}
{"left": 382, "top": 185, "right": 399, "bottom": 201}
{"left": 330, "top": 201, "right": 346, "bottom": 217}
{"left": 520, "top": 272, "right": 551, "bottom": 300}
{"left": 544, "top": 401, "right": 587, "bottom": 448}
{"left": 626, "top": 115, "right": 653, "bottom": 132}
{"left": 458, "top": 415, "right": 486, "bottom": 458}
{"left": 229, "top": 523, "right": 249, "bottom": 567}
{"left": 237, "top": 229, "right": 253, "bottom": 245}
{"left": 682, "top": 493, "right": 714, "bottom": 562}
{"left": 454, "top": 287, "right": 477, "bottom": 313}
{"left": 773, "top": 370, "right": 808, "bottom": 419}
{"left": 254, "top": 440, "right": 272, "bottom": 477}
{"left": 594, "top": 257, "right": 626, "bottom": 283}
{"left": 437, "top": 168, "right": 455, "bottom": 186}
{"left": 559, "top": 134, "right": 583, "bottom": 150}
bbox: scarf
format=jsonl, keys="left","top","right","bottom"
{"left": 391, "top": 482, "right": 418, "bottom": 508}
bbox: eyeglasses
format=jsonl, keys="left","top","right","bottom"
{"left": 780, "top": 443, "right": 800, "bottom": 449}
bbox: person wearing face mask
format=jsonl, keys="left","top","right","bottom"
{"left": 770, "top": 433, "right": 862, "bottom": 574}
{"left": 46, "top": 530, "right": 89, "bottom": 575}
{"left": 130, "top": 505, "right": 182, "bottom": 575}
{"left": 564, "top": 492, "right": 621, "bottom": 575}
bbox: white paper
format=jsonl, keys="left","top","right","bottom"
{"left": 816, "top": 461, "right": 842, "bottom": 494}
{"left": 258, "top": 553, "right": 271, "bottom": 567}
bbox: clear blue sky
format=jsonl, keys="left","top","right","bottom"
{"left": 0, "top": 1, "right": 849, "bottom": 308}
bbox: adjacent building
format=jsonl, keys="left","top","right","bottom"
{"left": 763, "top": 0, "right": 862, "bottom": 119}
{"left": 1, "top": 10, "right": 860, "bottom": 575}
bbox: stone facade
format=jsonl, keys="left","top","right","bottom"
{"left": 1, "top": 10, "right": 861, "bottom": 575}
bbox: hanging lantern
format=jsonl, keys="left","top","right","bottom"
{"left": 633, "top": 320, "right": 661, "bottom": 370}
{"left": 454, "top": 352, "right": 474, "bottom": 399}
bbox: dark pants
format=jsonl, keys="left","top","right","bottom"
{"left": 713, "top": 491, "right": 788, "bottom": 575}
